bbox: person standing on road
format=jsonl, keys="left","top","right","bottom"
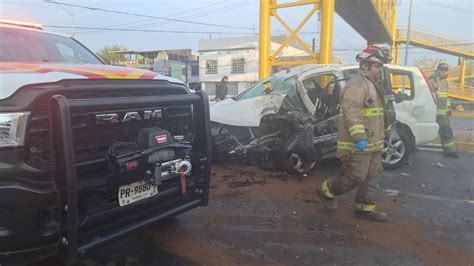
{"left": 428, "top": 63, "right": 458, "bottom": 158}
{"left": 215, "top": 76, "right": 229, "bottom": 102}
{"left": 316, "top": 45, "right": 392, "bottom": 222}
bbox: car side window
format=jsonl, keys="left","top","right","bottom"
{"left": 301, "top": 73, "right": 341, "bottom": 119}
{"left": 390, "top": 69, "right": 415, "bottom": 101}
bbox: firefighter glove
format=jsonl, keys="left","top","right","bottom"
{"left": 355, "top": 140, "right": 368, "bottom": 152}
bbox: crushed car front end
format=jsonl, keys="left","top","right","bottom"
{"left": 210, "top": 75, "right": 338, "bottom": 173}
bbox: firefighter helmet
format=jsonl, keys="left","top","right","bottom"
{"left": 437, "top": 63, "right": 449, "bottom": 71}
{"left": 356, "top": 45, "right": 392, "bottom": 64}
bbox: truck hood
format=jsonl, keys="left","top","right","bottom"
{"left": 210, "top": 94, "right": 286, "bottom": 127}
{"left": 0, "top": 62, "right": 183, "bottom": 99}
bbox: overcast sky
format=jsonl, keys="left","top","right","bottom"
{"left": 1, "top": 0, "right": 472, "bottom": 66}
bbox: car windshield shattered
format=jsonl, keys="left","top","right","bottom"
{"left": 237, "top": 76, "right": 303, "bottom": 108}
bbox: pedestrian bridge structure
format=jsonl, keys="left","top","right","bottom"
{"left": 336, "top": 0, "right": 473, "bottom": 101}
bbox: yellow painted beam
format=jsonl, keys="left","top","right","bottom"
{"left": 460, "top": 57, "right": 466, "bottom": 90}
{"left": 270, "top": 59, "right": 320, "bottom": 66}
{"left": 395, "top": 44, "right": 400, "bottom": 65}
{"left": 319, "top": 0, "right": 334, "bottom": 64}
{"left": 270, "top": 5, "right": 318, "bottom": 60}
{"left": 273, "top": 12, "right": 318, "bottom": 58}
{"left": 272, "top": 0, "right": 319, "bottom": 9}
{"left": 390, "top": 2, "right": 398, "bottom": 60}
{"left": 396, "top": 38, "right": 474, "bottom": 58}
{"left": 259, "top": 0, "right": 271, "bottom": 79}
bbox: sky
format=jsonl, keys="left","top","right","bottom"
{"left": 0, "top": 0, "right": 473, "bottom": 66}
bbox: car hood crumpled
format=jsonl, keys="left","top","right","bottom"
{"left": 210, "top": 94, "right": 287, "bottom": 127}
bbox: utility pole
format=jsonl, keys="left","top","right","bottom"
{"left": 404, "top": 0, "right": 413, "bottom": 66}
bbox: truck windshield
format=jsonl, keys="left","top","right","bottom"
{"left": 0, "top": 27, "right": 102, "bottom": 64}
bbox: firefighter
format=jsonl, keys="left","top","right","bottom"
{"left": 428, "top": 63, "right": 458, "bottom": 158}
{"left": 316, "top": 45, "right": 392, "bottom": 222}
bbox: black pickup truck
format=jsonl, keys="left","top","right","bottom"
{"left": 0, "top": 20, "right": 211, "bottom": 264}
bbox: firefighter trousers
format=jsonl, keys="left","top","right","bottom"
{"left": 327, "top": 151, "right": 382, "bottom": 203}
{"left": 436, "top": 115, "right": 456, "bottom": 153}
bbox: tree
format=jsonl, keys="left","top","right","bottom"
{"left": 97, "top": 44, "right": 128, "bottom": 64}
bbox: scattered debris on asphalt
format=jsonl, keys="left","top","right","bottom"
{"left": 433, "top": 162, "right": 446, "bottom": 168}
{"left": 384, "top": 189, "right": 400, "bottom": 196}
{"left": 400, "top": 172, "right": 411, "bottom": 177}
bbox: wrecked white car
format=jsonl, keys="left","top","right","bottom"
{"left": 210, "top": 64, "right": 438, "bottom": 173}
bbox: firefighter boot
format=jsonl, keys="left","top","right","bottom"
{"left": 355, "top": 202, "right": 388, "bottom": 222}
{"left": 317, "top": 180, "right": 337, "bottom": 211}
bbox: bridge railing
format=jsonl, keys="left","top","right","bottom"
{"left": 397, "top": 27, "right": 474, "bottom": 56}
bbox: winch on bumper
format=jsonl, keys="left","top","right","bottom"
{"left": 107, "top": 127, "right": 194, "bottom": 205}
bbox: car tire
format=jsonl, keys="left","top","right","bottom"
{"left": 383, "top": 127, "right": 412, "bottom": 170}
{"left": 282, "top": 152, "right": 318, "bottom": 174}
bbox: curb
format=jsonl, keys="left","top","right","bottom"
{"left": 427, "top": 141, "right": 474, "bottom": 152}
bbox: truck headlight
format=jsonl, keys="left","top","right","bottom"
{"left": 0, "top": 112, "right": 30, "bottom": 147}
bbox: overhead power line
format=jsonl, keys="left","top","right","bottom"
{"left": 44, "top": 25, "right": 256, "bottom": 35}
{"left": 44, "top": 0, "right": 256, "bottom": 31}
{"left": 68, "top": 1, "right": 254, "bottom": 35}
{"left": 45, "top": 1, "right": 319, "bottom": 36}
{"left": 92, "top": 1, "right": 228, "bottom": 29}
{"left": 122, "top": 1, "right": 254, "bottom": 30}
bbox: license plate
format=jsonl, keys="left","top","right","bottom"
{"left": 118, "top": 180, "right": 158, "bottom": 207}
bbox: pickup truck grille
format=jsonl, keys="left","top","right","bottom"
{"left": 26, "top": 89, "right": 192, "bottom": 169}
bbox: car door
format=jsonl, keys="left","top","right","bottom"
{"left": 386, "top": 65, "right": 438, "bottom": 144}
{"left": 298, "top": 71, "right": 343, "bottom": 119}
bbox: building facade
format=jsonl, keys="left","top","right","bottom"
{"left": 198, "top": 36, "right": 308, "bottom": 96}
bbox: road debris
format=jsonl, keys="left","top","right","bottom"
{"left": 400, "top": 172, "right": 411, "bottom": 177}
{"left": 433, "top": 162, "right": 446, "bottom": 168}
{"left": 385, "top": 189, "right": 400, "bottom": 196}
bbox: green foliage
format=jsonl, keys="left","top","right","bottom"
{"left": 97, "top": 44, "right": 128, "bottom": 64}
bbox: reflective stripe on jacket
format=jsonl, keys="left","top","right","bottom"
{"left": 337, "top": 71, "right": 385, "bottom": 156}
{"left": 428, "top": 75, "right": 450, "bottom": 117}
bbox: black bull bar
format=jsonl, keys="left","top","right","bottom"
{"left": 48, "top": 92, "right": 211, "bottom": 264}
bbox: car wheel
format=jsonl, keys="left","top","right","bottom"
{"left": 284, "top": 152, "right": 317, "bottom": 174}
{"left": 383, "top": 127, "right": 412, "bottom": 170}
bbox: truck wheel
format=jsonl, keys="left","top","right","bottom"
{"left": 383, "top": 127, "right": 412, "bottom": 170}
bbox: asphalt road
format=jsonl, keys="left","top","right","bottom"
{"left": 33, "top": 149, "right": 474, "bottom": 265}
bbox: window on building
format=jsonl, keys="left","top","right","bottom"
{"left": 164, "top": 66, "right": 172, "bottom": 76}
{"left": 205, "top": 59, "right": 218, "bottom": 74}
{"left": 191, "top": 63, "right": 199, "bottom": 76}
{"left": 231, "top": 58, "right": 245, "bottom": 74}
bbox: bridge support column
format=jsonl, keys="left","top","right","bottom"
{"left": 394, "top": 44, "right": 400, "bottom": 65}
{"left": 319, "top": 0, "right": 334, "bottom": 64}
{"left": 459, "top": 57, "right": 466, "bottom": 90}
{"left": 259, "top": 0, "right": 271, "bottom": 80}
